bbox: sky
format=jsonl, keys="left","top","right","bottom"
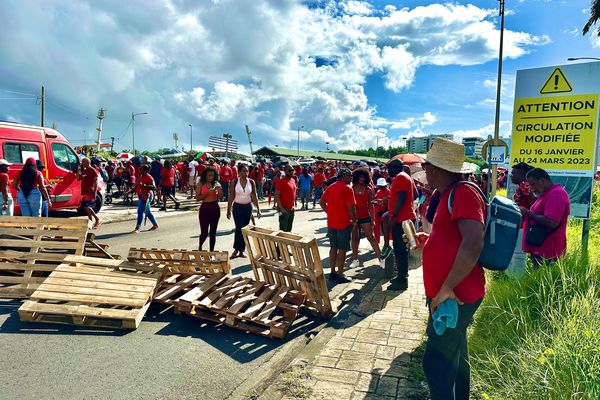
{"left": 1, "top": 0, "right": 599, "bottom": 155}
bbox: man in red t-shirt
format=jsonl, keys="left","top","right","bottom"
{"left": 319, "top": 168, "right": 356, "bottom": 283}
{"left": 256, "top": 164, "right": 265, "bottom": 200}
{"left": 219, "top": 161, "right": 232, "bottom": 202}
{"left": 275, "top": 165, "right": 297, "bottom": 232}
{"left": 380, "top": 158, "right": 416, "bottom": 290}
{"left": 411, "top": 138, "right": 486, "bottom": 400}
{"left": 312, "top": 167, "right": 326, "bottom": 208}
{"left": 77, "top": 157, "right": 101, "bottom": 228}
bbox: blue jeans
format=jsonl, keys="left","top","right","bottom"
{"left": 313, "top": 186, "right": 323, "bottom": 206}
{"left": 136, "top": 195, "right": 157, "bottom": 229}
{"left": 17, "top": 188, "right": 42, "bottom": 217}
{"left": 41, "top": 200, "right": 49, "bottom": 217}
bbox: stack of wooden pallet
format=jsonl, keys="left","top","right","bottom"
{"left": 18, "top": 255, "right": 163, "bottom": 329}
{"left": 0, "top": 217, "right": 90, "bottom": 298}
{"left": 128, "top": 247, "right": 230, "bottom": 275}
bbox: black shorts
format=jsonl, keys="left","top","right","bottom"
{"left": 327, "top": 226, "right": 352, "bottom": 251}
{"left": 83, "top": 200, "right": 96, "bottom": 208}
{"left": 161, "top": 186, "right": 174, "bottom": 196}
{"left": 357, "top": 216, "right": 372, "bottom": 225}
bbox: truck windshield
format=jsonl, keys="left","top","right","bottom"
{"left": 52, "top": 143, "right": 79, "bottom": 172}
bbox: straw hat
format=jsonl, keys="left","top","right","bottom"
{"left": 424, "top": 138, "right": 474, "bottom": 174}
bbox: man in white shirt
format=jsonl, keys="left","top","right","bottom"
{"left": 188, "top": 157, "right": 198, "bottom": 198}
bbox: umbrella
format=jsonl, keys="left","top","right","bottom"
{"left": 273, "top": 157, "right": 299, "bottom": 168}
{"left": 363, "top": 159, "right": 378, "bottom": 166}
{"left": 131, "top": 155, "right": 152, "bottom": 165}
{"left": 411, "top": 170, "right": 428, "bottom": 184}
{"left": 389, "top": 153, "right": 425, "bottom": 165}
{"left": 353, "top": 161, "right": 368, "bottom": 167}
{"left": 117, "top": 152, "right": 134, "bottom": 160}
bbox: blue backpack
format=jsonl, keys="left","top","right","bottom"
{"left": 448, "top": 181, "right": 521, "bottom": 271}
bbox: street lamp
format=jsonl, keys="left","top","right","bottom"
{"left": 567, "top": 57, "right": 600, "bottom": 61}
{"left": 223, "top": 133, "right": 233, "bottom": 158}
{"left": 131, "top": 112, "right": 148, "bottom": 155}
{"left": 490, "top": 0, "right": 505, "bottom": 199}
{"left": 297, "top": 125, "right": 304, "bottom": 157}
{"left": 189, "top": 124, "right": 193, "bottom": 151}
{"left": 326, "top": 141, "right": 329, "bottom": 151}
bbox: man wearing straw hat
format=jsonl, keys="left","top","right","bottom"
{"left": 410, "top": 138, "right": 486, "bottom": 400}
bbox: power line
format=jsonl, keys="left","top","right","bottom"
{"left": 0, "top": 88, "right": 36, "bottom": 97}
{"left": 0, "top": 97, "right": 37, "bottom": 100}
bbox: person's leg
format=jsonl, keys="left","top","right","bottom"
{"left": 351, "top": 224, "right": 360, "bottom": 262}
{"left": 209, "top": 203, "right": 221, "bottom": 251}
{"left": 381, "top": 212, "right": 392, "bottom": 258}
{"left": 287, "top": 209, "right": 295, "bottom": 232}
{"left": 238, "top": 204, "right": 252, "bottom": 253}
{"left": 454, "top": 327, "right": 471, "bottom": 400}
{"left": 362, "top": 222, "right": 381, "bottom": 258}
{"left": 336, "top": 249, "right": 347, "bottom": 275}
{"left": 390, "top": 222, "right": 409, "bottom": 287}
{"left": 86, "top": 205, "right": 100, "bottom": 226}
{"left": 198, "top": 205, "right": 210, "bottom": 250}
{"left": 162, "top": 190, "right": 167, "bottom": 209}
{"left": 232, "top": 203, "right": 244, "bottom": 252}
{"left": 146, "top": 197, "right": 158, "bottom": 228}
{"left": 329, "top": 247, "right": 338, "bottom": 276}
{"left": 135, "top": 198, "right": 145, "bottom": 230}
{"left": 18, "top": 190, "right": 32, "bottom": 216}
{"left": 374, "top": 214, "right": 382, "bottom": 243}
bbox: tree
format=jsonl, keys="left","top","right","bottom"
{"left": 583, "top": 0, "right": 600, "bottom": 36}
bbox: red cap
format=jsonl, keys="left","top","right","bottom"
{"left": 25, "top": 157, "right": 36, "bottom": 165}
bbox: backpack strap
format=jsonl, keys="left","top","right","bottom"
{"left": 447, "top": 181, "right": 488, "bottom": 216}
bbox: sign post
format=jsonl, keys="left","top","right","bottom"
{"left": 510, "top": 62, "right": 600, "bottom": 254}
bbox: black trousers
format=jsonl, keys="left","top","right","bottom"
{"left": 232, "top": 202, "right": 252, "bottom": 251}
{"left": 391, "top": 222, "right": 409, "bottom": 280}
{"left": 423, "top": 298, "right": 483, "bottom": 400}
{"left": 199, "top": 202, "right": 220, "bottom": 251}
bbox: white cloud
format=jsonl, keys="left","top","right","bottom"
{"left": 0, "top": 0, "right": 549, "bottom": 152}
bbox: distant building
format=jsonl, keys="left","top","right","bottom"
{"left": 407, "top": 134, "right": 454, "bottom": 153}
{"left": 462, "top": 137, "right": 487, "bottom": 158}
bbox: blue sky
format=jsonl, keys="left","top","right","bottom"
{"left": 0, "top": 0, "right": 598, "bottom": 154}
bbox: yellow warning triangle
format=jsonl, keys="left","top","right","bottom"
{"left": 540, "top": 67, "right": 573, "bottom": 94}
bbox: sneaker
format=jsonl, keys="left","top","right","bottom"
{"left": 349, "top": 259, "right": 360, "bottom": 269}
{"left": 175, "top": 202, "right": 180, "bottom": 209}
{"left": 337, "top": 275, "right": 353, "bottom": 283}
{"left": 388, "top": 278, "right": 408, "bottom": 291}
{"left": 159, "top": 207, "right": 167, "bottom": 211}
{"left": 379, "top": 258, "right": 386, "bottom": 270}
{"left": 381, "top": 244, "right": 392, "bottom": 259}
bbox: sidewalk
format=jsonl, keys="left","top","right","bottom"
{"left": 259, "top": 255, "right": 429, "bottom": 400}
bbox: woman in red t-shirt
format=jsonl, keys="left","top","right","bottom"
{"left": 159, "top": 160, "right": 180, "bottom": 211}
{"left": 196, "top": 166, "right": 223, "bottom": 251}
{"left": 373, "top": 178, "right": 390, "bottom": 243}
{"left": 13, "top": 157, "right": 51, "bottom": 217}
{"left": 350, "top": 168, "right": 384, "bottom": 269}
{"left": 128, "top": 164, "right": 158, "bottom": 233}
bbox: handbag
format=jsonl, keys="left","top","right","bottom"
{"left": 525, "top": 223, "right": 560, "bottom": 246}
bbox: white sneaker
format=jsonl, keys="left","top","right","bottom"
{"left": 379, "top": 258, "right": 386, "bottom": 269}
{"left": 350, "top": 259, "right": 360, "bottom": 269}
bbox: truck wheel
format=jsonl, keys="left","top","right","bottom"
{"left": 93, "top": 192, "right": 104, "bottom": 214}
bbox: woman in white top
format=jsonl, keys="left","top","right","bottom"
{"left": 227, "top": 164, "right": 261, "bottom": 259}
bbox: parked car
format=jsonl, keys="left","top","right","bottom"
{"left": 0, "top": 121, "right": 105, "bottom": 215}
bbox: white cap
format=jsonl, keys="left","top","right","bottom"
{"left": 376, "top": 177, "right": 387, "bottom": 186}
{"left": 0, "top": 159, "right": 11, "bottom": 166}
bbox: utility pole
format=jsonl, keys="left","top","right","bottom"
{"left": 376, "top": 136, "right": 380, "bottom": 158}
{"left": 188, "top": 124, "right": 193, "bottom": 151}
{"left": 223, "top": 133, "right": 233, "bottom": 158}
{"left": 96, "top": 107, "right": 107, "bottom": 152}
{"left": 297, "top": 125, "right": 304, "bottom": 157}
{"left": 131, "top": 112, "right": 148, "bottom": 156}
{"left": 490, "top": 0, "right": 505, "bottom": 199}
{"left": 173, "top": 132, "right": 179, "bottom": 149}
{"left": 83, "top": 130, "right": 86, "bottom": 146}
{"left": 110, "top": 137, "right": 115, "bottom": 155}
{"left": 40, "top": 86, "right": 45, "bottom": 127}
{"left": 245, "top": 125, "right": 254, "bottom": 160}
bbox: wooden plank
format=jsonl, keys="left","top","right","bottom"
{"left": 177, "top": 273, "right": 228, "bottom": 304}
{"left": 241, "top": 285, "right": 277, "bottom": 319}
{"left": 40, "top": 277, "right": 153, "bottom": 293}
{"left": 19, "top": 301, "right": 139, "bottom": 320}
{"left": 198, "top": 276, "right": 242, "bottom": 307}
{"left": 37, "top": 283, "right": 151, "bottom": 300}
{"left": 0, "top": 276, "right": 46, "bottom": 284}
{"left": 0, "top": 263, "right": 58, "bottom": 272}
{"left": 0, "top": 240, "right": 84, "bottom": 250}
{"left": 30, "top": 290, "right": 148, "bottom": 308}
{"left": 212, "top": 278, "right": 252, "bottom": 309}
{"left": 153, "top": 275, "right": 205, "bottom": 302}
{"left": 227, "top": 281, "right": 266, "bottom": 315}
{"left": 253, "top": 286, "right": 290, "bottom": 322}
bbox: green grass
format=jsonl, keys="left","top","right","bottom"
{"left": 468, "top": 186, "right": 600, "bottom": 399}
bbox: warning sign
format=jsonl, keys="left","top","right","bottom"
{"left": 540, "top": 68, "right": 573, "bottom": 94}
{"left": 511, "top": 94, "right": 598, "bottom": 172}
{"left": 510, "top": 62, "right": 600, "bottom": 218}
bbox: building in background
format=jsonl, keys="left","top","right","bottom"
{"left": 407, "top": 134, "right": 454, "bottom": 153}
{"left": 462, "top": 137, "right": 487, "bottom": 158}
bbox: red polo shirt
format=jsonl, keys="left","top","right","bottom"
{"left": 422, "top": 183, "right": 486, "bottom": 304}
{"left": 136, "top": 174, "right": 155, "bottom": 197}
{"left": 313, "top": 172, "right": 326, "bottom": 187}
{"left": 321, "top": 181, "right": 356, "bottom": 229}
{"left": 160, "top": 167, "right": 175, "bottom": 187}
{"left": 220, "top": 166, "right": 232, "bottom": 183}
{"left": 277, "top": 176, "right": 297, "bottom": 210}
{"left": 388, "top": 172, "right": 416, "bottom": 223}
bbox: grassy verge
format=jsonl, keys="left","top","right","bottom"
{"left": 469, "top": 186, "right": 600, "bottom": 399}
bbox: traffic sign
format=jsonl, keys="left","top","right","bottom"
{"left": 539, "top": 67, "right": 573, "bottom": 94}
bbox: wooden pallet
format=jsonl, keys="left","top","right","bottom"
{"left": 242, "top": 226, "right": 332, "bottom": 319}
{"left": 0, "top": 217, "right": 90, "bottom": 298}
{"left": 19, "top": 263, "right": 159, "bottom": 329}
{"left": 128, "top": 248, "right": 230, "bottom": 276}
{"left": 84, "top": 233, "right": 121, "bottom": 260}
{"left": 156, "top": 272, "right": 306, "bottom": 338}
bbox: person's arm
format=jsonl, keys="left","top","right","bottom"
{"left": 520, "top": 207, "right": 560, "bottom": 229}
{"left": 215, "top": 182, "right": 224, "bottom": 199}
{"left": 1, "top": 181, "right": 9, "bottom": 210}
{"left": 368, "top": 187, "right": 375, "bottom": 219}
{"left": 196, "top": 183, "right": 207, "bottom": 201}
{"left": 38, "top": 174, "right": 52, "bottom": 206}
{"left": 430, "top": 219, "right": 485, "bottom": 314}
{"left": 389, "top": 190, "right": 407, "bottom": 220}
{"left": 250, "top": 179, "right": 261, "bottom": 217}
{"left": 274, "top": 188, "right": 287, "bottom": 214}
{"left": 227, "top": 179, "right": 236, "bottom": 218}
{"left": 319, "top": 198, "right": 327, "bottom": 213}
{"left": 12, "top": 175, "right": 19, "bottom": 190}
{"left": 348, "top": 203, "right": 357, "bottom": 225}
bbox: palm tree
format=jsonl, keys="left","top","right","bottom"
{"left": 583, "top": 0, "right": 600, "bottom": 36}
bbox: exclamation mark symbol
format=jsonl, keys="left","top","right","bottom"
{"left": 554, "top": 74, "right": 559, "bottom": 90}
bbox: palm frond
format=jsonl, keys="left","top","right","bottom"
{"left": 583, "top": 0, "right": 600, "bottom": 35}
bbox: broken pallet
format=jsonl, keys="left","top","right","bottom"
{"left": 156, "top": 272, "right": 305, "bottom": 338}
{"left": 19, "top": 263, "right": 159, "bottom": 329}
{"left": 128, "top": 248, "right": 230, "bottom": 276}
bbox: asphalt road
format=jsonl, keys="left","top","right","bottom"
{"left": 0, "top": 203, "right": 385, "bottom": 400}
